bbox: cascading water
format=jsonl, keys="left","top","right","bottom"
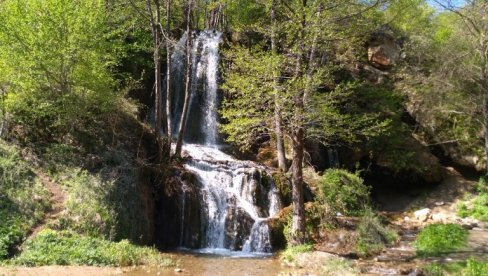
{"left": 169, "top": 31, "right": 283, "bottom": 255}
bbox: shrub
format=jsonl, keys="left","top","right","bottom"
{"left": 414, "top": 223, "right": 468, "bottom": 257}
{"left": 356, "top": 210, "right": 398, "bottom": 256}
{"left": 319, "top": 169, "right": 370, "bottom": 216}
{"left": 12, "top": 229, "right": 174, "bottom": 267}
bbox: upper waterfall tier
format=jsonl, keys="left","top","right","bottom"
{"left": 171, "top": 30, "right": 222, "bottom": 147}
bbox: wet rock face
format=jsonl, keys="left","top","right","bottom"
{"left": 224, "top": 204, "right": 254, "bottom": 250}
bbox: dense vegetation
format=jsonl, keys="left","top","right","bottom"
{"left": 11, "top": 229, "right": 172, "bottom": 267}
{"left": 0, "top": 0, "right": 487, "bottom": 272}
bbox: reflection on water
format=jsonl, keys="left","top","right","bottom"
{"left": 125, "top": 251, "right": 286, "bottom": 276}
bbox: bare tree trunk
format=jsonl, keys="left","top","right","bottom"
{"left": 165, "top": 0, "right": 173, "bottom": 157}
{"left": 175, "top": 0, "right": 193, "bottom": 157}
{"left": 146, "top": 0, "right": 163, "bottom": 145}
{"left": 270, "top": 2, "right": 287, "bottom": 172}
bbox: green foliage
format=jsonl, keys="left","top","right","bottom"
{"left": 464, "top": 259, "right": 488, "bottom": 276}
{"left": 49, "top": 158, "right": 149, "bottom": 243}
{"left": 0, "top": 141, "right": 49, "bottom": 259}
{"left": 319, "top": 169, "right": 370, "bottom": 216}
{"left": 457, "top": 193, "right": 488, "bottom": 222}
{"left": 61, "top": 169, "right": 117, "bottom": 239}
{"left": 0, "top": 0, "right": 122, "bottom": 142}
{"left": 281, "top": 244, "right": 313, "bottom": 263}
{"left": 11, "top": 229, "right": 173, "bottom": 267}
{"left": 414, "top": 223, "right": 468, "bottom": 257}
{"left": 356, "top": 210, "right": 398, "bottom": 257}
{"left": 422, "top": 259, "right": 488, "bottom": 276}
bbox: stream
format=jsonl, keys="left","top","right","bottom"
{"left": 126, "top": 252, "right": 287, "bottom": 276}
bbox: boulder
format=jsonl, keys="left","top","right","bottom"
{"left": 414, "top": 208, "right": 432, "bottom": 222}
{"left": 431, "top": 213, "right": 447, "bottom": 223}
{"left": 367, "top": 31, "right": 400, "bottom": 69}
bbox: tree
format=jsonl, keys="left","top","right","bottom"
{"left": 0, "top": 0, "right": 120, "bottom": 142}
{"left": 165, "top": 0, "right": 174, "bottom": 156}
{"left": 222, "top": 0, "right": 387, "bottom": 245}
{"left": 174, "top": 0, "right": 194, "bottom": 157}
{"left": 145, "top": 0, "right": 165, "bottom": 156}
{"left": 433, "top": 0, "right": 488, "bottom": 170}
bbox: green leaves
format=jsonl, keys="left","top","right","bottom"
{"left": 0, "top": 0, "right": 121, "bottom": 142}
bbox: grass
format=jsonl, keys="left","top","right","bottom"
{"left": 9, "top": 229, "right": 174, "bottom": 267}
{"left": 320, "top": 259, "right": 359, "bottom": 275}
{"left": 281, "top": 244, "right": 314, "bottom": 263}
{"left": 0, "top": 141, "right": 50, "bottom": 260}
{"left": 414, "top": 223, "right": 468, "bottom": 257}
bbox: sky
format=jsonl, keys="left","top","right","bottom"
{"left": 428, "top": 0, "right": 466, "bottom": 10}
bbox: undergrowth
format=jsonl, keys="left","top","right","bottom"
{"left": 422, "top": 258, "right": 488, "bottom": 276}
{"left": 356, "top": 210, "right": 398, "bottom": 257}
{"left": 10, "top": 229, "right": 174, "bottom": 267}
{"left": 457, "top": 176, "right": 488, "bottom": 222}
{"left": 0, "top": 141, "right": 49, "bottom": 260}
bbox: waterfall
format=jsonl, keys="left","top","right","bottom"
{"left": 169, "top": 31, "right": 283, "bottom": 255}
{"left": 171, "top": 30, "right": 222, "bottom": 146}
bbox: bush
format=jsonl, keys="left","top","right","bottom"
{"left": 319, "top": 169, "right": 370, "bottom": 216}
{"left": 12, "top": 229, "right": 174, "bottom": 267}
{"left": 356, "top": 210, "right": 398, "bottom": 256}
{"left": 414, "top": 223, "right": 468, "bottom": 257}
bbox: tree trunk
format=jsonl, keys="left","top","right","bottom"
{"left": 174, "top": 0, "right": 193, "bottom": 157}
{"left": 146, "top": 0, "right": 163, "bottom": 149}
{"left": 165, "top": 0, "right": 173, "bottom": 157}
{"left": 288, "top": 0, "right": 308, "bottom": 245}
{"left": 290, "top": 128, "right": 306, "bottom": 245}
{"left": 270, "top": 2, "right": 287, "bottom": 171}
{"left": 483, "top": 93, "right": 488, "bottom": 171}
